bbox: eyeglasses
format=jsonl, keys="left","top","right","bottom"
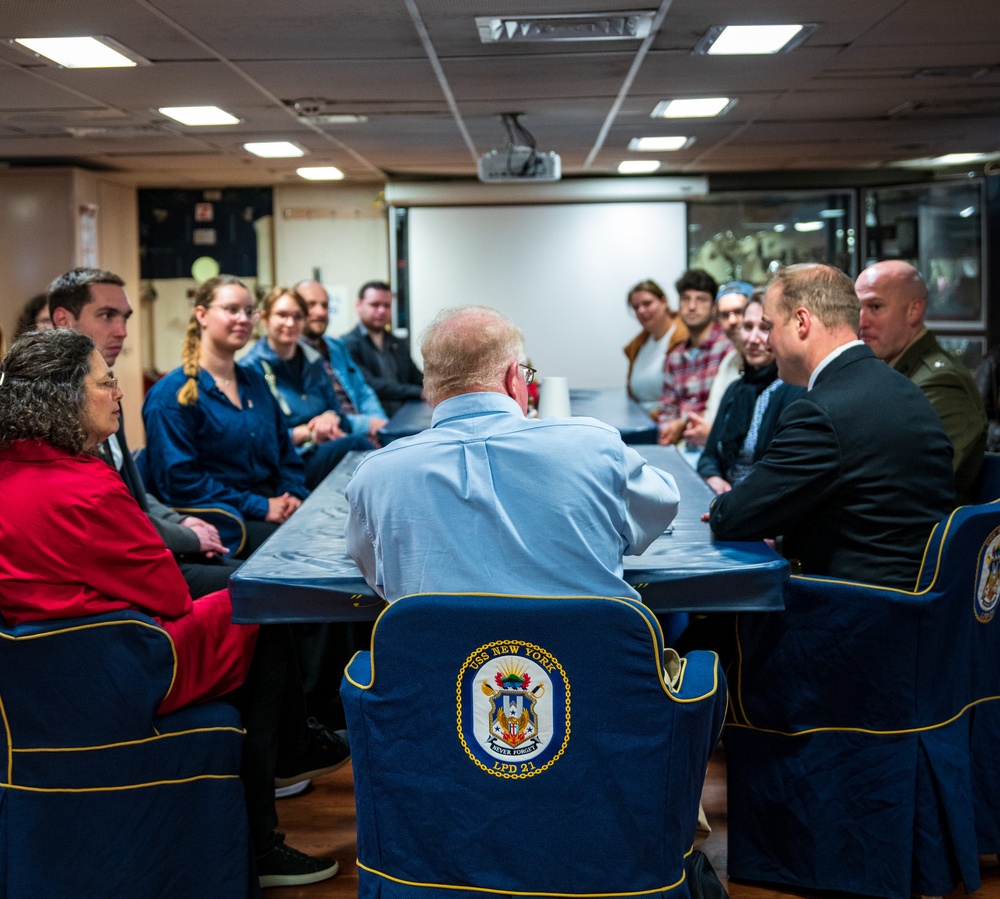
{"left": 270, "top": 310, "right": 305, "bottom": 323}
{"left": 95, "top": 376, "right": 119, "bottom": 392}
{"left": 208, "top": 303, "right": 258, "bottom": 320}
{"left": 519, "top": 363, "right": 536, "bottom": 386}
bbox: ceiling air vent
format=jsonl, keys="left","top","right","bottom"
{"left": 66, "top": 125, "right": 167, "bottom": 138}
{"left": 476, "top": 11, "right": 655, "bottom": 43}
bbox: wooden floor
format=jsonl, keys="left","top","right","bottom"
{"left": 267, "top": 747, "right": 1000, "bottom": 898}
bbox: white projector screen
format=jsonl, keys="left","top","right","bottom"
{"left": 405, "top": 203, "right": 687, "bottom": 388}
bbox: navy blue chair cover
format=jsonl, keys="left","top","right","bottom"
{"left": 975, "top": 451, "right": 1000, "bottom": 503}
{"left": 725, "top": 501, "right": 1000, "bottom": 898}
{"left": 341, "top": 593, "right": 727, "bottom": 899}
{"left": 0, "top": 610, "right": 252, "bottom": 897}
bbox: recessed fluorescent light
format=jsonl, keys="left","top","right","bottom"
{"left": 476, "top": 12, "right": 655, "bottom": 43}
{"left": 243, "top": 141, "right": 305, "bottom": 158}
{"left": 652, "top": 98, "right": 733, "bottom": 118}
{"left": 14, "top": 35, "right": 147, "bottom": 68}
{"left": 158, "top": 106, "right": 239, "bottom": 126}
{"left": 694, "top": 24, "right": 813, "bottom": 56}
{"left": 960, "top": 206, "right": 976, "bottom": 218}
{"left": 628, "top": 136, "right": 691, "bottom": 152}
{"left": 820, "top": 208, "right": 846, "bottom": 218}
{"left": 773, "top": 224, "right": 787, "bottom": 232}
{"left": 794, "top": 221, "right": 824, "bottom": 232}
{"left": 618, "top": 160, "right": 661, "bottom": 175}
{"left": 296, "top": 166, "right": 344, "bottom": 181}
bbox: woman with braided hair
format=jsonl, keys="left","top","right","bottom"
{"left": 142, "top": 275, "right": 308, "bottom": 556}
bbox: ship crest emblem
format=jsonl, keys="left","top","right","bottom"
{"left": 457, "top": 641, "right": 570, "bottom": 778}
{"left": 483, "top": 662, "right": 542, "bottom": 750}
{"left": 975, "top": 526, "right": 1000, "bottom": 624}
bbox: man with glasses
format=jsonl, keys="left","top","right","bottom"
{"left": 656, "top": 270, "right": 733, "bottom": 460}
{"left": 701, "top": 281, "right": 754, "bottom": 426}
{"left": 49, "top": 267, "right": 235, "bottom": 596}
{"left": 345, "top": 305, "right": 680, "bottom": 603}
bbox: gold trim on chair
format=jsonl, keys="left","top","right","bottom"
{"left": 354, "top": 859, "right": 688, "bottom": 896}
{"left": 170, "top": 505, "right": 248, "bottom": 558}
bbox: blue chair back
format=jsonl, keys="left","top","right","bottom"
{"left": 725, "top": 501, "right": 1000, "bottom": 898}
{"left": 975, "top": 451, "right": 1000, "bottom": 502}
{"left": 0, "top": 610, "right": 251, "bottom": 897}
{"left": 342, "top": 593, "right": 727, "bottom": 899}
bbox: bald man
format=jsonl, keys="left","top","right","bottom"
{"left": 346, "top": 305, "right": 680, "bottom": 603}
{"left": 856, "top": 260, "right": 986, "bottom": 504}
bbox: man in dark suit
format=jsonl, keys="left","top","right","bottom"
{"left": 708, "top": 263, "right": 955, "bottom": 589}
{"left": 341, "top": 280, "right": 424, "bottom": 416}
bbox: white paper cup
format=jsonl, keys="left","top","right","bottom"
{"left": 538, "top": 376, "right": 571, "bottom": 418}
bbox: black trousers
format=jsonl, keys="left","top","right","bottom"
{"left": 227, "top": 624, "right": 311, "bottom": 853}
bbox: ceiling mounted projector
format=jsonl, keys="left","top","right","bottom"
{"left": 478, "top": 146, "right": 561, "bottom": 182}
{"left": 478, "top": 113, "right": 561, "bottom": 183}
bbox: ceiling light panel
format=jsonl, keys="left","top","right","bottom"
{"left": 652, "top": 98, "right": 733, "bottom": 119}
{"left": 297, "top": 166, "right": 344, "bottom": 180}
{"left": 158, "top": 106, "right": 240, "bottom": 126}
{"left": 476, "top": 12, "right": 655, "bottom": 43}
{"left": 243, "top": 141, "right": 305, "bottom": 158}
{"left": 694, "top": 24, "right": 814, "bottom": 56}
{"left": 618, "top": 160, "right": 660, "bottom": 174}
{"left": 12, "top": 36, "right": 148, "bottom": 68}
{"left": 629, "top": 136, "right": 691, "bottom": 151}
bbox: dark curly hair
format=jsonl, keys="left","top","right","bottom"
{"left": 0, "top": 329, "right": 96, "bottom": 453}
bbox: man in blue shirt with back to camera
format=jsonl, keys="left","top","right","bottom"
{"left": 345, "top": 305, "right": 681, "bottom": 604}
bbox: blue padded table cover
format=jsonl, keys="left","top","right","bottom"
{"left": 378, "top": 386, "right": 657, "bottom": 445}
{"left": 230, "top": 444, "right": 788, "bottom": 624}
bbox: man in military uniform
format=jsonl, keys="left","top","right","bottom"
{"left": 856, "top": 260, "right": 986, "bottom": 504}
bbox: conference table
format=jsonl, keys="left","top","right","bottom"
{"left": 378, "top": 387, "right": 658, "bottom": 445}
{"left": 229, "top": 444, "right": 789, "bottom": 624}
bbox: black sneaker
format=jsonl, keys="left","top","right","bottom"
{"left": 257, "top": 832, "right": 338, "bottom": 888}
{"left": 274, "top": 719, "right": 350, "bottom": 787}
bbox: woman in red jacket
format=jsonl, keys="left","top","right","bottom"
{"left": 0, "top": 327, "right": 344, "bottom": 885}
{"left": 0, "top": 328, "right": 256, "bottom": 714}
